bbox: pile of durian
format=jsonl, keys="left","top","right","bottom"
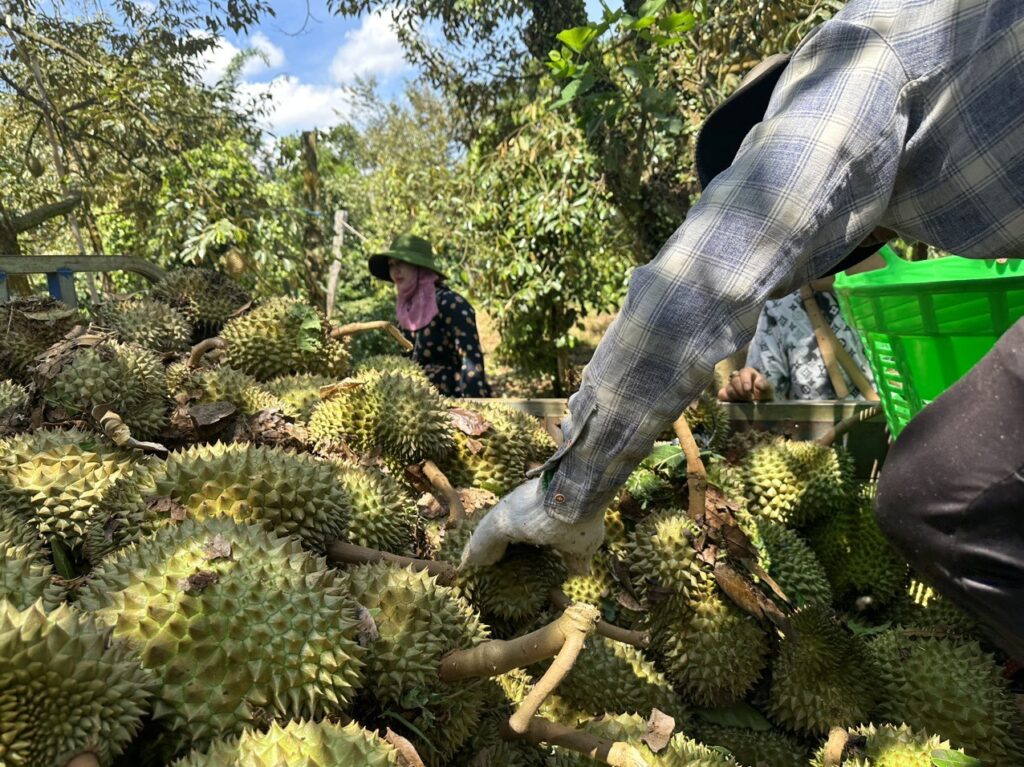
{"left": 1, "top": 269, "right": 1021, "bottom": 767}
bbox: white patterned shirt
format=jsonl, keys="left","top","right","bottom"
{"left": 537, "top": 0, "right": 1024, "bottom": 523}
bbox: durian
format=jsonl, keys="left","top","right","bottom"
{"left": 887, "top": 577, "right": 977, "bottom": 635}
{"left": 167, "top": 362, "right": 284, "bottom": 415}
{"left": 0, "top": 523, "right": 63, "bottom": 610}
{"left": 0, "top": 296, "right": 80, "bottom": 382}
{"left": 560, "top": 553, "right": 613, "bottom": 606}
{"left": 766, "top": 605, "right": 878, "bottom": 736}
{"left": 355, "top": 353, "right": 428, "bottom": 382}
{"left": 151, "top": 443, "right": 350, "bottom": 551}
{"left": 748, "top": 518, "right": 832, "bottom": 607}
{"left": 220, "top": 297, "right": 349, "bottom": 380}
{"left": 173, "top": 719, "right": 399, "bottom": 767}
{"left": 446, "top": 400, "right": 533, "bottom": 495}
{"left": 150, "top": 267, "right": 251, "bottom": 337}
{"left": 335, "top": 462, "right": 417, "bottom": 554}
{"left": 0, "top": 378, "right": 29, "bottom": 421}
{"left": 347, "top": 563, "right": 488, "bottom": 763}
{"left": 626, "top": 511, "right": 706, "bottom": 601}
{"left": 0, "top": 600, "right": 154, "bottom": 767}
{"left": 868, "top": 629, "right": 1024, "bottom": 765}
{"left": 94, "top": 295, "right": 191, "bottom": 352}
{"left": 810, "top": 723, "right": 971, "bottom": 767}
{"left": 693, "top": 723, "right": 809, "bottom": 767}
{"left": 623, "top": 465, "right": 675, "bottom": 510}
{"left": 686, "top": 390, "right": 731, "bottom": 453}
{"left": 78, "top": 518, "right": 365, "bottom": 755}
{"left": 264, "top": 372, "right": 335, "bottom": 421}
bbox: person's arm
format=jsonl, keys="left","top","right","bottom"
{"left": 532, "top": 21, "right": 909, "bottom": 526}
{"left": 446, "top": 292, "right": 492, "bottom": 397}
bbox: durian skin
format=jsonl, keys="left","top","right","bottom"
{"left": 172, "top": 719, "right": 399, "bottom": 767}
{"left": 152, "top": 443, "right": 350, "bottom": 552}
{"left": 0, "top": 527, "right": 63, "bottom": 610}
{"left": 220, "top": 297, "right": 349, "bottom": 381}
{"left": 77, "top": 518, "right": 365, "bottom": 756}
{"left": 693, "top": 723, "right": 809, "bottom": 767}
{"left": 445, "top": 401, "right": 532, "bottom": 495}
{"left": 95, "top": 295, "right": 192, "bottom": 352}
{"left": 0, "top": 600, "right": 155, "bottom": 767}
{"left": 0, "top": 296, "right": 80, "bottom": 382}
{"left": 150, "top": 267, "right": 252, "bottom": 337}
{"left": 767, "top": 606, "right": 879, "bottom": 737}
{"left": 347, "top": 563, "right": 489, "bottom": 764}
{"left": 887, "top": 577, "right": 978, "bottom": 636}
{"left": 264, "top": 373, "right": 335, "bottom": 421}
{"left": 749, "top": 518, "right": 833, "bottom": 608}
{"left": 335, "top": 463, "right": 417, "bottom": 554}
{"left": 167, "top": 362, "right": 284, "bottom": 415}
{"left": 868, "top": 630, "right": 1024, "bottom": 766}
{"left": 809, "top": 723, "right": 967, "bottom": 767}
{"left": 626, "top": 511, "right": 706, "bottom": 602}
{"left": 0, "top": 378, "right": 29, "bottom": 419}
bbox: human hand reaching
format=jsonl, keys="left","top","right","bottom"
{"left": 718, "top": 366, "right": 774, "bottom": 402}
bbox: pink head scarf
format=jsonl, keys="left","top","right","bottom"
{"left": 395, "top": 266, "right": 439, "bottom": 331}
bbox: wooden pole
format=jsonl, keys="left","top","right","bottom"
{"left": 326, "top": 209, "right": 346, "bottom": 321}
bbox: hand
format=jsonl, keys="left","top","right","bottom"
{"left": 718, "top": 367, "right": 773, "bottom": 402}
{"left": 460, "top": 477, "right": 605, "bottom": 574}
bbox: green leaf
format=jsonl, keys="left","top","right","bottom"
{"left": 50, "top": 539, "right": 76, "bottom": 580}
{"left": 931, "top": 751, "right": 985, "bottom": 767}
{"left": 695, "top": 702, "right": 773, "bottom": 731}
{"left": 657, "top": 10, "right": 696, "bottom": 33}
{"left": 556, "top": 26, "right": 597, "bottom": 53}
{"left": 637, "top": 0, "right": 668, "bottom": 17}
{"left": 550, "top": 79, "right": 583, "bottom": 109}
{"left": 645, "top": 442, "right": 684, "bottom": 471}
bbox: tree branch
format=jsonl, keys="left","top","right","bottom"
{"left": 326, "top": 540, "right": 456, "bottom": 584}
{"left": 501, "top": 717, "right": 649, "bottom": 767}
{"left": 672, "top": 412, "right": 706, "bottom": 521}
{"left": 11, "top": 193, "right": 82, "bottom": 233}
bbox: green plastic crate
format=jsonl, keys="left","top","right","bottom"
{"left": 833, "top": 245, "right": 1024, "bottom": 437}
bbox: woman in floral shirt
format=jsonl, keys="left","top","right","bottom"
{"left": 369, "top": 234, "right": 492, "bottom": 397}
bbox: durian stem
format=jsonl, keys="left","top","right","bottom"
{"left": 326, "top": 541, "right": 456, "bottom": 584}
{"left": 330, "top": 320, "right": 414, "bottom": 352}
{"left": 65, "top": 754, "right": 100, "bottom": 767}
{"left": 550, "top": 588, "right": 650, "bottom": 648}
{"left": 383, "top": 728, "right": 427, "bottom": 767}
{"left": 816, "top": 405, "right": 883, "bottom": 447}
{"left": 821, "top": 726, "right": 850, "bottom": 766}
{"left": 500, "top": 717, "right": 649, "bottom": 767}
{"left": 421, "top": 460, "right": 465, "bottom": 527}
{"left": 438, "top": 603, "right": 600, "bottom": 683}
{"left": 672, "top": 412, "right": 707, "bottom": 521}
{"left": 188, "top": 337, "right": 227, "bottom": 368}
{"left": 93, "top": 407, "right": 168, "bottom": 453}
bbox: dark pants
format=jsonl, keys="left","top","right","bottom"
{"left": 876, "top": 316, "right": 1024, "bottom": 659}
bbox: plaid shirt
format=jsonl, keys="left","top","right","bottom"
{"left": 539, "top": 0, "right": 1024, "bottom": 523}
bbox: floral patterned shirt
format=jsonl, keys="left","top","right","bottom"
{"left": 401, "top": 286, "right": 492, "bottom": 398}
{"left": 745, "top": 289, "right": 875, "bottom": 400}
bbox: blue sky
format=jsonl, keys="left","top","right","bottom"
{"left": 201, "top": 0, "right": 607, "bottom": 136}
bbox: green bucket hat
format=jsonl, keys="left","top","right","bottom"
{"left": 368, "top": 234, "right": 445, "bottom": 282}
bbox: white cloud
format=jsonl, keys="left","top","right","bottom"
{"left": 240, "top": 76, "right": 355, "bottom": 135}
{"left": 247, "top": 32, "right": 285, "bottom": 75}
{"left": 330, "top": 10, "right": 408, "bottom": 83}
{"left": 197, "top": 32, "right": 285, "bottom": 86}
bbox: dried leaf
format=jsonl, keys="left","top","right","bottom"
{"left": 357, "top": 606, "right": 380, "bottom": 646}
{"left": 190, "top": 401, "right": 236, "bottom": 427}
{"left": 202, "top": 534, "right": 232, "bottom": 561}
{"left": 384, "top": 728, "right": 427, "bottom": 767}
{"left": 463, "top": 437, "right": 484, "bottom": 455}
{"left": 458, "top": 487, "right": 498, "bottom": 516}
{"left": 319, "top": 380, "right": 363, "bottom": 400}
{"left": 641, "top": 709, "right": 675, "bottom": 752}
{"left": 147, "top": 496, "right": 188, "bottom": 521}
{"left": 449, "top": 407, "right": 491, "bottom": 436}
{"left": 178, "top": 570, "right": 219, "bottom": 593}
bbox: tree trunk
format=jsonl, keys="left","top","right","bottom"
{"left": 301, "top": 130, "right": 325, "bottom": 306}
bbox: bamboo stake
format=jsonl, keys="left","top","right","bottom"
{"left": 816, "top": 405, "right": 883, "bottom": 448}
{"left": 326, "top": 541, "right": 456, "bottom": 584}
{"left": 422, "top": 460, "right": 465, "bottom": 527}
{"left": 331, "top": 320, "right": 414, "bottom": 352}
{"left": 550, "top": 588, "right": 650, "bottom": 648}
{"left": 188, "top": 338, "right": 227, "bottom": 368}
{"left": 501, "top": 717, "right": 649, "bottom": 767}
{"left": 672, "top": 412, "right": 707, "bottom": 521}
{"left": 439, "top": 603, "right": 599, "bottom": 683}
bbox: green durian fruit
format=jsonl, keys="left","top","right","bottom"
{"left": 354, "top": 353, "right": 428, "bottom": 382}
{"left": 220, "top": 297, "right": 349, "bottom": 381}
{"left": 369, "top": 369, "right": 455, "bottom": 465}
{"left": 78, "top": 518, "right": 365, "bottom": 755}
{"left": 709, "top": 458, "right": 749, "bottom": 511}
{"left": 152, "top": 443, "right": 350, "bottom": 552}
{"left": 604, "top": 505, "right": 630, "bottom": 558}
{"left": 167, "top": 362, "right": 284, "bottom": 415}
{"left": 95, "top": 295, "right": 191, "bottom": 352}
{"left": 626, "top": 511, "right": 706, "bottom": 601}
{"left": 742, "top": 440, "right": 855, "bottom": 528}
{"left": 549, "top": 713, "right": 740, "bottom": 766}
{"left": 686, "top": 390, "right": 731, "bottom": 453}
{"left": 0, "top": 600, "right": 154, "bottom": 767}
{"left": 546, "top": 634, "right": 689, "bottom": 725}
{"left": 0, "top": 429, "right": 155, "bottom": 565}
{"left": 42, "top": 339, "right": 168, "bottom": 438}
{"left": 0, "top": 296, "right": 80, "bottom": 382}
{"left": 0, "top": 378, "right": 29, "bottom": 420}
{"left": 748, "top": 518, "right": 833, "bottom": 607}
{"left": 307, "top": 376, "right": 379, "bottom": 453}
{"left": 887, "top": 577, "right": 978, "bottom": 635}
{"left": 560, "top": 553, "right": 613, "bottom": 605}
{"left": 652, "top": 584, "right": 770, "bottom": 708}
{"left": 451, "top": 670, "right": 547, "bottom": 766}
{"left": 624, "top": 465, "right": 676, "bottom": 510}
{"left": 502, "top": 407, "right": 557, "bottom": 464}
{"left": 150, "top": 268, "right": 251, "bottom": 337}
{"left": 767, "top": 606, "right": 878, "bottom": 736}
{"left": 805, "top": 485, "right": 907, "bottom": 608}
{"left": 173, "top": 719, "right": 399, "bottom": 767}
{"left": 0, "top": 525, "right": 63, "bottom": 610}
{"left": 810, "top": 723, "right": 970, "bottom": 767}
{"left": 335, "top": 463, "right": 417, "bottom": 554}
{"left": 264, "top": 372, "right": 335, "bottom": 421}
{"left": 439, "top": 519, "right": 566, "bottom": 627}
{"left": 0, "top": 506, "right": 45, "bottom": 556}
{"left": 347, "top": 563, "right": 488, "bottom": 763}
{"left": 693, "top": 723, "right": 809, "bottom": 767}
{"left": 446, "top": 401, "right": 533, "bottom": 495}
{"left": 868, "top": 630, "right": 1024, "bottom": 765}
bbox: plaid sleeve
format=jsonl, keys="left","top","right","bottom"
{"left": 540, "top": 20, "right": 911, "bottom": 523}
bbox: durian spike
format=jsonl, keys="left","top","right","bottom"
{"left": 820, "top": 727, "right": 849, "bottom": 766}
{"left": 550, "top": 587, "right": 650, "bottom": 648}
{"left": 326, "top": 540, "right": 456, "bottom": 584}
{"left": 422, "top": 459, "right": 466, "bottom": 527}
{"left": 93, "top": 407, "right": 167, "bottom": 453}
{"left": 188, "top": 337, "right": 227, "bottom": 368}
{"left": 66, "top": 754, "right": 101, "bottom": 767}
{"left": 815, "top": 405, "right": 883, "bottom": 447}
{"left": 330, "top": 320, "right": 414, "bottom": 352}
{"left": 440, "top": 603, "right": 599, "bottom": 683}
{"left": 500, "top": 716, "right": 648, "bottom": 767}
{"left": 672, "top": 411, "right": 706, "bottom": 521}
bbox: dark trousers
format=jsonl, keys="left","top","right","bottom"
{"left": 876, "top": 316, "right": 1024, "bottom": 659}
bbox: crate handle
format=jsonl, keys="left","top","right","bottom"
{"left": 877, "top": 244, "right": 905, "bottom": 269}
